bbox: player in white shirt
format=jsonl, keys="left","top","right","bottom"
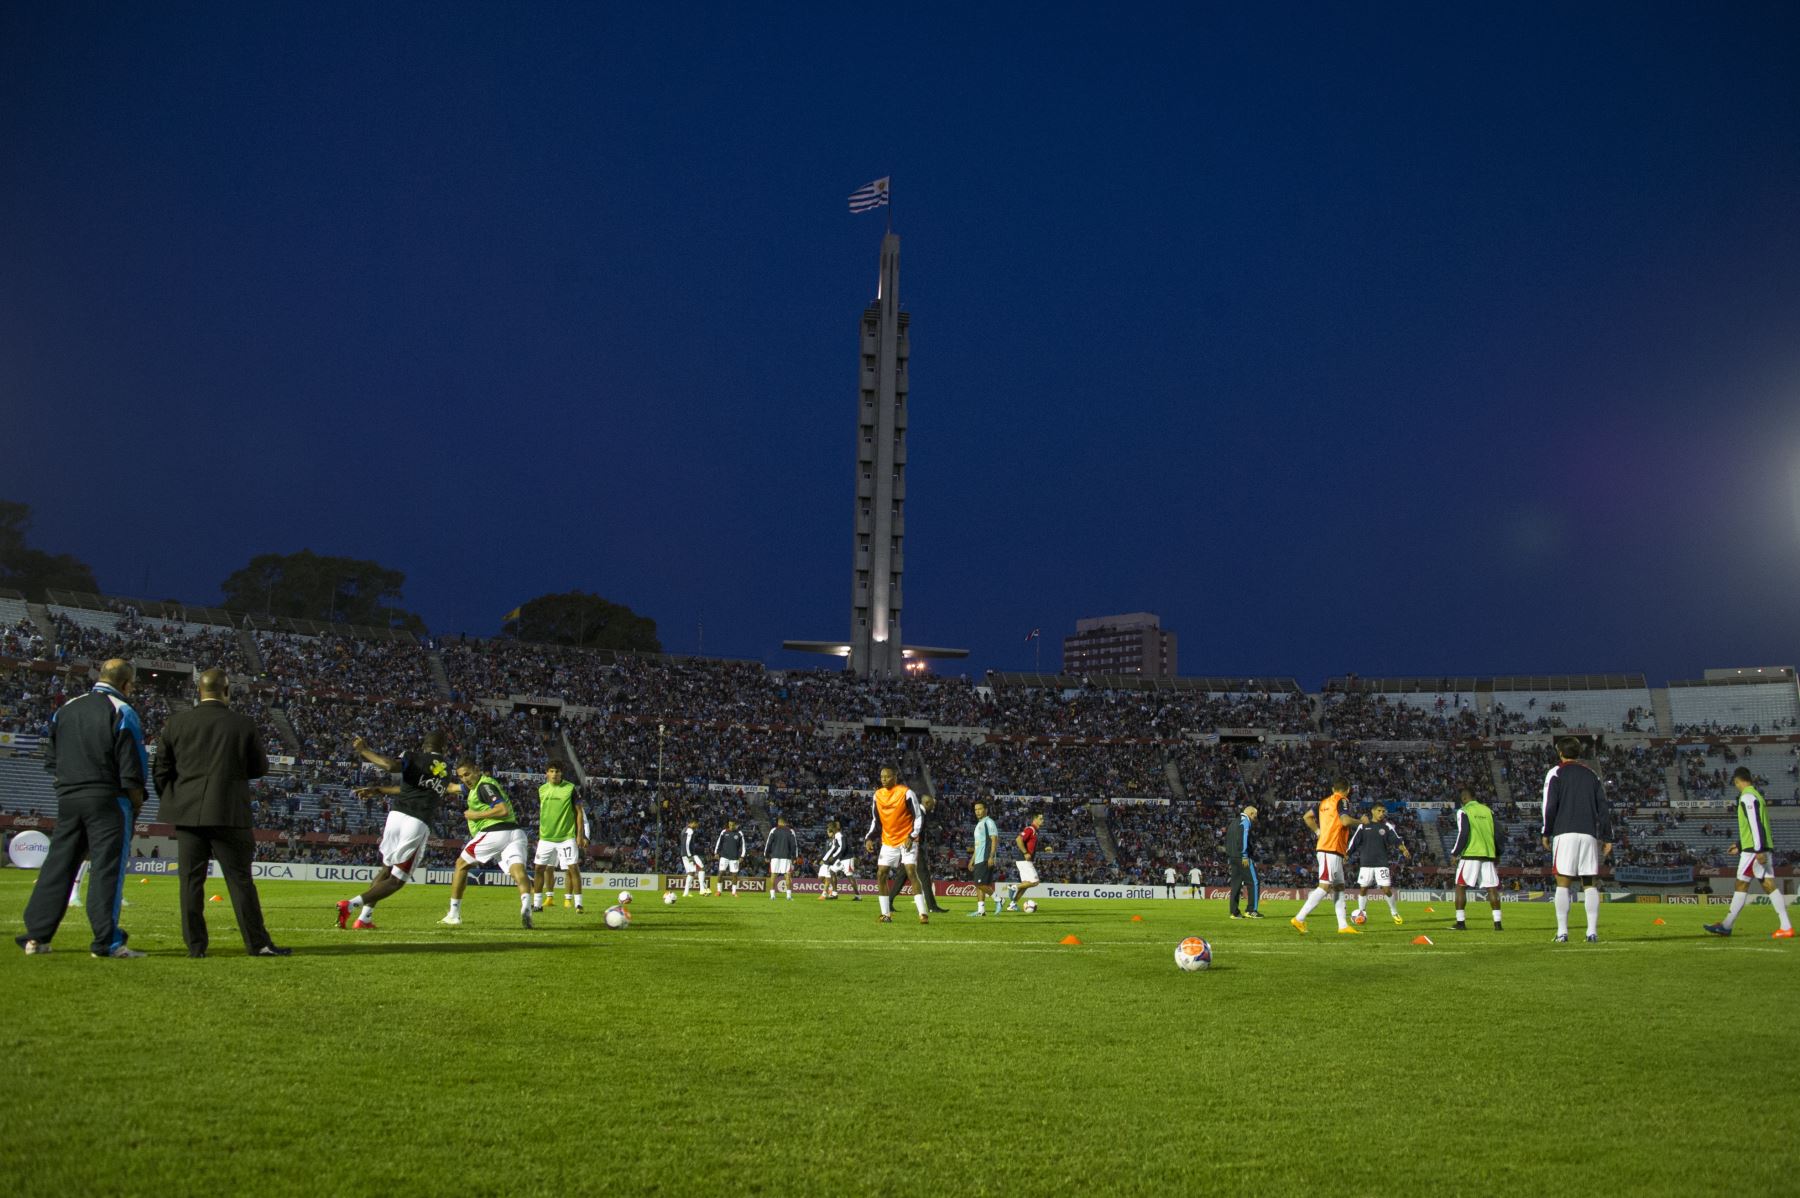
{"left": 1187, "top": 865, "right": 1203, "bottom": 899}
{"left": 1162, "top": 865, "right": 1177, "bottom": 899}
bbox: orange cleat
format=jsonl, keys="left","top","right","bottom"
{"left": 1774, "top": 927, "right": 1794, "bottom": 939}
{"left": 335, "top": 900, "right": 351, "bottom": 930}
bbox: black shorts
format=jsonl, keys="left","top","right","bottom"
{"left": 972, "top": 862, "right": 995, "bottom": 885}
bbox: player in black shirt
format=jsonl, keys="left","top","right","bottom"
{"left": 336, "top": 731, "right": 452, "bottom": 929}
{"left": 1346, "top": 804, "right": 1410, "bottom": 925}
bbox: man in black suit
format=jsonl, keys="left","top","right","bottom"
{"left": 916, "top": 791, "right": 949, "bottom": 913}
{"left": 153, "top": 668, "right": 288, "bottom": 957}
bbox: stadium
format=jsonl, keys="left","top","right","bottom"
{"left": 8, "top": 5, "right": 1800, "bottom": 1196}
{"left": 3, "top": 591, "right": 1797, "bottom": 1192}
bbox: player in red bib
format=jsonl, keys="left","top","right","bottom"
{"left": 1002, "top": 813, "right": 1046, "bottom": 912}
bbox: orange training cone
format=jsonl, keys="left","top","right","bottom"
{"left": 1411, "top": 935, "right": 1433, "bottom": 946}
{"left": 1424, "top": 906, "right": 1435, "bottom": 913}
{"left": 1653, "top": 917, "right": 1666, "bottom": 925}
{"left": 210, "top": 894, "right": 222, "bottom": 902}
{"left": 1131, "top": 915, "right": 1144, "bottom": 922}
{"left": 1060, "top": 934, "right": 1082, "bottom": 945}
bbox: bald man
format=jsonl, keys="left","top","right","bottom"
{"left": 17, "top": 660, "right": 147, "bottom": 958}
{"left": 154, "top": 668, "right": 286, "bottom": 957}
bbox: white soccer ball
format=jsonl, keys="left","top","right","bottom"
{"left": 1350, "top": 909, "right": 1367, "bottom": 926}
{"left": 1021, "top": 899, "right": 1037, "bottom": 913}
{"left": 617, "top": 891, "right": 633, "bottom": 905}
{"left": 661, "top": 891, "right": 678, "bottom": 905}
{"left": 1175, "top": 936, "right": 1212, "bottom": 972}
{"left": 604, "top": 905, "right": 631, "bottom": 929}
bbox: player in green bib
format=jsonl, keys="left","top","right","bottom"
{"left": 443, "top": 761, "right": 536, "bottom": 928}
{"left": 531, "top": 762, "right": 588, "bottom": 913}
{"left": 1704, "top": 768, "right": 1794, "bottom": 938}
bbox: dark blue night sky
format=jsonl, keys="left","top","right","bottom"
{"left": 4, "top": 3, "right": 1797, "bottom": 682}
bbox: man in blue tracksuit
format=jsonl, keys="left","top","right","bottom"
{"left": 1226, "top": 804, "right": 1261, "bottom": 919}
{"left": 16, "top": 659, "right": 147, "bottom": 958}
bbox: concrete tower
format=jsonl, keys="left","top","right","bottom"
{"left": 786, "top": 232, "right": 965, "bottom": 677}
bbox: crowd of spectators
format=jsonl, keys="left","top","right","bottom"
{"left": 1, "top": 618, "right": 46, "bottom": 660}
{"left": 48, "top": 612, "right": 248, "bottom": 672}
{"left": 1322, "top": 693, "right": 1482, "bottom": 740}
{"left": 986, "top": 685, "right": 1312, "bottom": 738}
{"left": 254, "top": 632, "right": 436, "bottom": 700}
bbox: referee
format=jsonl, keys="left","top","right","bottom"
{"left": 1226, "top": 804, "right": 1261, "bottom": 919}
{"left": 16, "top": 659, "right": 147, "bottom": 958}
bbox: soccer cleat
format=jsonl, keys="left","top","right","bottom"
{"left": 563, "top": 898, "right": 572, "bottom": 909}
{"left": 1494, "top": 923, "right": 1503, "bottom": 932}
{"left": 94, "top": 944, "right": 146, "bottom": 958}
{"left": 439, "top": 914, "right": 462, "bottom": 927}
{"left": 1290, "top": 917, "right": 1308, "bottom": 935}
{"left": 1586, "top": 934, "right": 1598, "bottom": 943}
{"left": 1337, "top": 925, "right": 1361, "bottom": 935}
{"left": 877, "top": 914, "right": 893, "bottom": 923}
{"left": 521, "top": 909, "right": 533, "bottom": 929}
{"left": 967, "top": 910, "right": 986, "bottom": 917}
{"left": 1246, "top": 911, "right": 1264, "bottom": 919}
{"left": 573, "top": 904, "right": 585, "bottom": 914}
{"left": 919, "top": 914, "right": 929, "bottom": 924}
{"left": 335, "top": 900, "right": 351, "bottom": 929}
{"left": 1772, "top": 927, "right": 1794, "bottom": 939}
{"left": 352, "top": 919, "right": 376, "bottom": 930}
{"left": 1702, "top": 922, "right": 1732, "bottom": 937}
{"left": 1006, "top": 902, "right": 1019, "bottom": 912}
{"left": 1552, "top": 933, "right": 1568, "bottom": 943}
{"left": 1392, "top": 915, "right": 1404, "bottom": 926}
{"left": 68, "top": 900, "right": 82, "bottom": 908}
{"left": 1230, "top": 913, "right": 1243, "bottom": 920}
{"left": 1452, "top": 922, "right": 1467, "bottom": 931}
{"left": 252, "top": 945, "right": 293, "bottom": 957}
{"left": 22, "top": 940, "right": 50, "bottom": 955}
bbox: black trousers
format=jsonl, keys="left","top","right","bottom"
{"left": 914, "top": 840, "right": 946, "bottom": 910}
{"left": 17, "top": 791, "right": 133, "bottom": 955}
{"left": 177, "top": 825, "right": 274, "bottom": 954}
{"left": 1229, "top": 859, "right": 1260, "bottom": 915}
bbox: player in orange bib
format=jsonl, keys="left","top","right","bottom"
{"left": 863, "top": 766, "right": 928, "bottom": 924}
{"left": 1293, "top": 775, "right": 1367, "bottom": 935}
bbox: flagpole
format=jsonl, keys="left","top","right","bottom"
{"left": 886, "top": 175, "right": 892, "bottom": 235}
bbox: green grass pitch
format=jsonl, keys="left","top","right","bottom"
{"left": 3, "top": 874, "right": 1795, "bottom": 1196}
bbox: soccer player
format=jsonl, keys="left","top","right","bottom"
{"left": 1540, "top": 736, "right": 1612, "bottom": 944}
{"left": 1704, "top": 767, "right": 1794, "bottom": 939}
{"left": 713, "top": 819, "right": 746, "bottom": 896}
{"left": 1348, "top": 803, "right": 1410, "bottom": 925}
{"left": 1293, "top": 776, "right": 1365, "bottom": 935}
{"left": 1003, "top": 813, "right": 1045, "bottom": 912}
{"left": 968, "top": 800, "right": 1000, "bottom": 916}
{"left": 764, "top": 816, "right": 798, "bottom": 901}
{"left": 680, "top": 818, "right": 707, "bottom": 896}
{"left": 339, "top": 732, "right": 452, "bottom": 930}
{"left": 1162, "top": 864, "right": 1178, "bottom": 899}
{"left": 531, "top": 761, "right": 586, "bottom": 913}
{"left": 817, "top": 819, "right": 847, "bottom": 900}
{"left": 1450, "top": 786, "right": 1503, "bottom": 931}
{"left": 1227, "top": 805, "right": 1260, "bottom": 919}
{"left": 442, "top": 761, "right": 536, "bottom": 928}
{"left": 862, "top": 766, "right": 928, "bottom": 924}
{"left": 1187, "top": 864, "right": 1203, "bottom": 899}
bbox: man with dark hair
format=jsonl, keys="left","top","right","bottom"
{"left": 1226, "top": 805, "right": 1260, "bottom": 919}
{"left": 153, "top": 668, "right": 287, "bottom": 957}
{"left": 1348, "top": 802, "right": 1410, "bottom": 925}
{"left": 680, "top": 817, "right": 707, "bottom": 897}
{"left": 338, "top": 730, "right": 452, "bottom": 929}
{"left": 1704, "top": 767, "right": 1794, "bottom": 939}
{"left": 968, "top": 800, "right": 999, "bottom": 917}
{"left": 532, "top": 761, "right": 586, "bottom": 913}
{"left": 443, "top": 760, "right": 535, "bottom": 928}
{"left": 1541, "top": 736, "right": 1612, "bottom": 944}
{"left": 1003, "top": 812, "right": 1046, "bottom": 912}
{"left": 764, "top": 815, "right": 798, "bottom": 901}
{"left": 1294, "top": 776, "right": 1365, "bottom": 935}
{"left": 1451, "top": 786, "right": 1503, "bottom": 932}
{"left": 714, "top": 819, "right": 746, "bottom": 896}
{"left": 16, "top": 659, "right": 147, "bottom": 958}
{"left": 915, "top": 793, "right": 948, "bottom": 913}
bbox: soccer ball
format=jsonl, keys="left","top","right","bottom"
{"left": 1174, "top": 936, "right": 1212, "bottom": 972}
{"left": 1350, "top": 910, "right": 1367, "bottom": 926}
{"left": 604, "top": 905, "right": 631, "bottom": 929}
{"left": 617, "top": 891, "right": 633, "bottom": 906}
{"left": 661, "top": 891, "right": 678, "bottom": 905}
{"left": 1022, "top": 899, "right": 1038, "bottom": 914}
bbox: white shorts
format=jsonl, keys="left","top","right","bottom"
{"left": 1316, "top": 852, "right": 1347, "bottom": 886}
{"left": 1357, "top": 866, "right": 1392, "bottom": 888}
{"left": 535, "top": 838, "right": 579, "bottom": 869}
{"left": 717, "top": 858, "right": 741, "bottom": 874}
{"left": 1015, "top": 860, "right": 1040, "bottom": 884}
{"left": 877, "top": 843, "right": 918, "bottom": 868}
{"left": 1552, "top": 833, "right": 1602, "bottom": 878}
{"left": 834, "top": 859, "right": 856, "bottom": 876}
{"left": 769, "top": 857, "right": 792, "bottom": 874}
{"left": 683, "top": 856, "right": 704, "bottom": 874}
{"left": 1454, "top": 859, "right": 1500, "bottom": 889}
{"left": 1738, "top": 852, "right": 1774, "bottom": 882}
{"left": 378, "top": 811, "right": 432, "bottom": 882}
{"left": 1187, "top": 875, "right": 1202, "bottom": 887}
{"left": 461, "top": 827, "right": 528, "bottom": 871}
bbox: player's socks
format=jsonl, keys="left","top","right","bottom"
{"left": 914, "top": 892, "right": 928, "bottom": 917}
{"left": 879, "top": 895, "right": 893, "bottom": 917}
{"left": 1455, "top": 910, "right": 1466, "bottom": 926}
{"left": 573, "top": 896, "right": 583, "bottom": 910}
{"left": 1722, "top": 889, "right": 1749, "bottom": 930}
{"left": 1383, "top": 894, "right": 1398, "bottom": 917}
{"left": 1770, "top": 889, "right": 1792, "bottom": 931}
{"left": 448, "top": 898, "right": 461, "bottom": 916}
{"left": 1332, "top": 895, "right": 1348, "bottom": 930}
{"left": 1553, "top": 886, "right": 1571, "bottom": 936}
{"left": 1355, "top": 897, "right": 1367, "bottom": 915}
{"left": 519, "top": 894, "right": 531, "bottom": 913}
{"left": 976, "top": 899, "right": 986, "bottom": 914}
{"left": 1492, "top": 908, "right": 1503, "bottom": 925}
{"left": 1582, "top": 886, "right": 1600, "bottom": 937}
{"left": 348, "top": 896, "right": 365, "bottom": 909}
{"left": 1296, "top": 887, "right": 1326, "bottom": 921}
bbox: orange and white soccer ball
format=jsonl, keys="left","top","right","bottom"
{"left": 604, "top": 904, "right": 632, "bottom": 929}
{"left": 1174, "top": 936, "right": 1212, "bottom": 972}
{"left": 1021, "top": 899, "right": 1038, "bottom": 913}
{"left": 1350, "top": 910, "right": 1368, "bottom": 926}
